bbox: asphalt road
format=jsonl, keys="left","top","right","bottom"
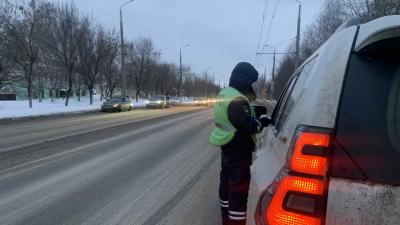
{"left": 0, "top": 107, "right": 221, "bottom": 225}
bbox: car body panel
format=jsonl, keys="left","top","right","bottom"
{"left": 247, "top": 25, "right": 358, "bottom": 225}
{"left": 146, "top": 95, "right": 168, "bottom": 108}
{"left": 326, "top": 178, "right": 400, "bottom": 225}
{"left": 101, "top": 97, "right": 133, "bottom": 112}
{"left": 355, "top": 15, "right": 400, "bottom": 52}
{"left": 326, "top": 16, "right": 400, "bottom": 225}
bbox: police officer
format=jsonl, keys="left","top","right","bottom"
{"left": 209, "top": 62, "right": 270, "bottom": 225}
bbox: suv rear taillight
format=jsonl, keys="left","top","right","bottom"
{"left": 255, "top": 126, "right": 332, "bottom": 225}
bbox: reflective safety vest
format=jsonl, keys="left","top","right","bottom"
{"left": 208, "top": 87, "right": 257, "bottom": 147}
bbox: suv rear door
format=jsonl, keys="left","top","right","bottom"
{"left": 327, "top": 17, "right": 400, "bottom": 225}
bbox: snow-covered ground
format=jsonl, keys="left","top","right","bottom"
{"left": 0, "top": 96, "right": 148, "bottom": 119}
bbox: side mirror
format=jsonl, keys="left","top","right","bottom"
{"left": 253, "top": 106, "right": 267, "bottom": 118}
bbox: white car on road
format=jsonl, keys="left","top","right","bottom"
{"left": 248, "top": 15, "right": 400, "bottom": 225}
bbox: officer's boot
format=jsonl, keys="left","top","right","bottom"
{"left": 221, "top": 208, "right": 229, "bottom": 225}
{"left": 229, "top": 218, "right": 246, "bottom": 225}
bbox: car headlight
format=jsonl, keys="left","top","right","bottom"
{"left": 157, "top": 100, "right": 162, "bottom": 104}
{"left": 146, "top": 100, "right": 150, "bottom": 104}
{"left": 113, "top": 104, "right": 119, "bottom": 107}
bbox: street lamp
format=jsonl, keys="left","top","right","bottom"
{"left": 294, "top": 0, "right": 302, "bottom": 69}
{"left": 120, "top": 0, "right": 135, "bottom": 97}
{"left": 264, "top": 44, "right": 276, "bottom": 81}
{"left": 178, "top": 44, "right": 190, "bottom": 97}
{"left": 204, "top": 66, "right": 212, "bottom": 98}
{"left": 264, "top": 44, "right": 277, "bottom": 99}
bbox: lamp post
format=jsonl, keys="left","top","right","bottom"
{"left": 120, "top": 0, "right": 135, "bottom": 97}
{"left": 264, "top": 44, "right": 276, "bottom": 82}
{"left": 294, "top": 0, "right": 302, "bottom": 69}
{"left": 264, "top": 44, "right": 277, "bottom": 99}
{"left": 204, "top": 66, "right": 212, "bottom": 98}
{"left": 178, "top": 44, "right": 190, "bottom": 97}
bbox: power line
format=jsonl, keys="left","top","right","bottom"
{"left": 258, "top": 0, "right": 280, "bottom": 63}
{"left": 255, "top": 0, "right": 270, "bottom": 64}
{"left": 263, "top": 0, "right": 281, "bottom": 48}
{"left": 256, "top": 0, "right": 270, "bottom": 53}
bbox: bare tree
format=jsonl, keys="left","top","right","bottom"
{"left": 127, "top": 37, "right": 154, "bottom": 102}
{"left": 77, "top": 19, "right": 109, "bottom": 105}
{"left": 274, "top": 0, "right": 347, "bottom": 99}
{"left": 345, "top": 0, "right": 400, "bottom": 22}
{"left": 0, "top": 0, "right": 15, "bottom": 89}
{"left": 7, "top": 0, "right": 45, "bottom": 108}
{"left": 42, "top": 3, "right": 83, "bottom": 106}
{"left": 101, "top": 30, "right": 120, "bottom": 98}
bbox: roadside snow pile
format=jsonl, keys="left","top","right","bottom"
{"left": 0, "top": 97, "right": 103, "bottom": 119}
{"left": 0, "top": 97, "right": 154, "bottom": 119}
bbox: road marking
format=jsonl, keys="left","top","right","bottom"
{"left": 0, "top": 109, "right": 211, "bottom": 176}
{"left": 0, "top": 107, "right": 210, "bottom": 154}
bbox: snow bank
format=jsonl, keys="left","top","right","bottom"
{"left": 0, "top": 97, "right": 148, "bottom": 119}
{"left": 0, "top": 97, "right": 102, "bottom": 119}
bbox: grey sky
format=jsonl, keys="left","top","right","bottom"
{"left": 52, "top": 0, "right": 323, "bottom": 85}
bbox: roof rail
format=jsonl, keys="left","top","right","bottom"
{"left": 335, "top": 17, "right": 361, "bottom": 33}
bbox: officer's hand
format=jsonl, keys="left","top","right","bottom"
{"left": 258, "top": 116, "right": 272, "bottom": 127}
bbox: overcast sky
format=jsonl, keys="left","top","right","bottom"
{"left": 51, "top": 0, "right": 323, "bottom": 85}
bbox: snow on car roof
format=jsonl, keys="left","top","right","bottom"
{"left": 355, "top": 15, "right": 400, "bottom": 51}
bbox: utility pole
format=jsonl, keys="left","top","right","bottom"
{"left": 272, "top": 49, "right": 276, "bottom": 99}
{"left": 205, "top": 73, "right": 208, "bottom": 98}
{"left": 272, "top": 49, "right": 276, "bottom": 81}
{"left": 258, "top": 44, "right": 282, "bottom": 99}
{"left": 204, "top": 66, "right": 212, "bottom": 98}
{"left": 120, "top": 0, "right": 135, "bottom": 97}
{"left": 120, "top": 9, "right": 126, "bottom": 97}
{"left": 295, "top": 0, "right": 302, "bottom": 69}
{"left": 178, "top": 44, "right": 190, "bottom": 97}
{"left": 212, "top": 74, "right": 215, "bottom": 97}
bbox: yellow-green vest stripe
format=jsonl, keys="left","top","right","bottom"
{"left": 208, "top": 87, "right": 257, "bottom": 147}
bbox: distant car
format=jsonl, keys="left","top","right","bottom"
{"left": 101, "top": 96, "right": 133, "bottom": 112}
{"left": 194, "top": 97, "right": 208, "bottom": 106}
{"left": 146, "top": 95, "right": 169, "bottom": 109}
{"left": 169, "top": 96, "right": 183, "bottom": 106}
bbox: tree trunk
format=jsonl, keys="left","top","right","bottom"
{"left": 38, "top": 90, "right": 42, "bottom": 103}
{"left": 89, "top": 88, "right": 94, "bottom": 105}
{"left": 28, "top": 80, "right": 33, "bottom": 108}
{"left": 77, "top": 81, "right": 81, "bottom": 102}
{"left": 65, "top": 70, "right": 73, "bottom": 106}
{"left": 100, "top": 85, "right": 104, "bottom": 101}
{"left": 50, "top": 88, "right": 55, "bottom": 102}
{"left": 38, "top": 83, "right": 43, "bottom": 103}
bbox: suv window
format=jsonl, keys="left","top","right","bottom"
{"left": 279, "top": 58, "right": 317, "bottom": 131}
{"left": 333, "top": 38, "right": 400, "bottom": 184}
{"left": 273, "top": 74, "right": 298, "bottom": 131}
{"left": 273, "top": 57, "right": 317, "bottom": 133}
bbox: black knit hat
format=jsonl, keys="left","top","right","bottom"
{"left": 229, "top": 62, "right": 259, "bottom": 99}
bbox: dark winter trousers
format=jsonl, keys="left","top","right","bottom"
{"left": 219, "top": 149, "right": 252, "bottom": 225}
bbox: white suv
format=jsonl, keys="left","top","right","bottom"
{"left": 247, "top": 15, "right": 400, "bottom": 225}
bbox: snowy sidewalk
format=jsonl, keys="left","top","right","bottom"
{"left": 0, "top": 97, "right": 148, "bottom": 119}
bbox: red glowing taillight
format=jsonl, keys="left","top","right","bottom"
{"left": 266, "top": 176, "right": 326, "bottom": 225}
{"left": 290, "top": 133, "right": 330, "bottom": 176}
{"left": 257, "top": 126, "right": 332, "bottom": 225}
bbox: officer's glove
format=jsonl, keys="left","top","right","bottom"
{"left": 258, "top": 115, "right": 272, "bottom": 128}
{"left": 255, "top": 119, "right": 263, "bottom": 134}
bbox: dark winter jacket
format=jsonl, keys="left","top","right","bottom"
{"left": 221, "top": 62, "right": 261, "bottom": 157}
